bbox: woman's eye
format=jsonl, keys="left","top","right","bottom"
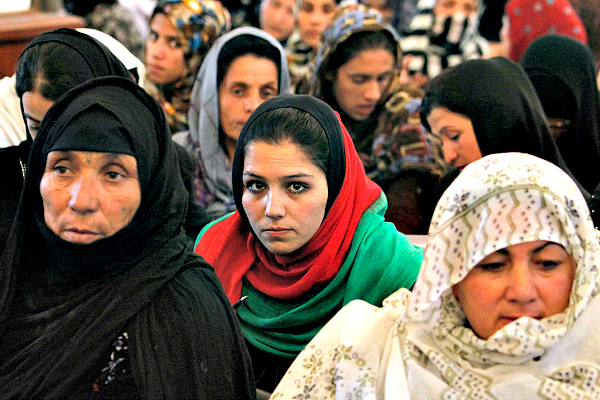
{"left": 246, "top": 181, "right": 266, "bottom": 193}
{"left": 169, "top": 39, "right": 182, "bottom": 49}
{"left": 288, "top": 182, "right": 308, "bottom": 193}
{"left": 351, "top": 76, "right": 368, "bottom": 84}
{"left": 149, "top": 31, "right": 158, "bottom": 41}
{"left": 54, "top": 165, "right": 69, "bottom": 174}
{"left": 106, "top": 171, "right": 124, "bottom": 180}
{"left": 478, "top": 262, "right": 504, "bottom": 272}
{"left": 448, "top": 133, "right": 460, "bottom": 142}
{"left": 261, "top": 88, "right": 277, "bottom": 99}
{"left": 540, "top": 260, "right": 560, "bottom": 270}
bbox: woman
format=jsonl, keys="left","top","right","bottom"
{"left": 286, "top": 0, "right": 338, "bottom": 91}
{"left": 144, "top": 0, "right": 230, "bottom": 134}
{"left": 178, "top": 27, "right": 290, "bottom": 220}
{"left": 311, "top": 5, "right": 445, "bottom": 234}
{"left": 194, "top": 94, "right": 423, "bottom": 392}
{"left": 419, "top": 57, "right": 594, "bottom": 226}
{"left": 310, "top": 4, "right": 401, "bottom": 153}
{"left": 0, "top": 76, "right": 254, "bottom": 398}
{"left": 259, "top": 0, "right": 295, "bottom": 43}
{"left": 11, "top": 28, "right": 207, "bottom": 243}
{"left": 401, "top": 0, "right": 488, "bottom": 81}
{"left": 272, "top": 152, "right": 600, "bottom": 399}
{"left": 503, "top": 0, "right": 587, "bottom": 62}
{"left": 521, "top": 34, "right": 600, "bottom": 195}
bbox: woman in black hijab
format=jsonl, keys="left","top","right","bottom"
{"left": 418, "top": 57, "right": 592, "bottom": 226}
{"left": 521, "top": 34, "right": 600, "bottom": 195}
{"left": 0, "top": 76, "right": 255, "bottom": 399}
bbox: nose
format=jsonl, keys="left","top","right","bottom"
{"left": 148, "top": 41, "right": 164, "bottom": 60}
{"left": 364, "top": 80, "right": 382, "bottom": 102}
{"left": 244, "top": 92, "right": 262, "bottom": 114}
{"left": 69, "top": 175, "right": 99, "bottom": 214}
{"left": 441, "top": 137, "right": 458, "bottom": 164}
{"left": 506, "top": 265, "right": 537, "bottom": 306}
{"left": 264, "top": 189, "right": 285, "bottom": 219}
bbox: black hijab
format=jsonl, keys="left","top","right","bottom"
{"left": 521, "top": 34, "right": 600, "bottom": 194}
{"left": 0, "top": 77, "right": 254, "bottom": 398}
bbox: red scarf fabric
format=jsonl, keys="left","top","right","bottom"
{"left": 195, "top": 114, "right": 381, "bottom": 303}
{"left": 506, "top": 0, "right": 587, "bottom": 62}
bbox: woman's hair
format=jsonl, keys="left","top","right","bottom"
{"left": 419, "top": 66, "right": 470, "bottom": 133}
{"left": 15, "top": 42, "right": 97, "bottom": 100}
{"left": 319, "top": 30, "right": 397, "bottom": 106}
{"left": 237, "top": 107, "right": 330, "bottom": 174}
{"left": 217, "top": 34, "right": 282, "bottom": 89}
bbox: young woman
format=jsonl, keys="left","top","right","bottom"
{"left": 177, "top": 27, "right": 290, "bottom": 221}
{"left": 144, "top": 0, "right": 230, "bottom": 133}
{"left": 272, "top": 152, "right": 600, "bottom": 399}
{"left": 401, "top": 0, "right": 488, "bottom": 81}
{"left": 259, "top": 0, "right": 295, "bottom": 43}
{"left": 286, "top": 0, "right": 338, "bottom": 91}
{"left": 0, "top": 76, "right": 254, "bottom": 399}
{"left": 310, "top": 4, "right": 400, "bottom": 153}
{"left": 521, "top": 34, "right": 600, "bottom": 195}
{"left": 194, "top": 94, "right": 423, "bottom": 392}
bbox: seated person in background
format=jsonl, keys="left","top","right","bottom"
{"left": 272, "top": 152, "right": 600, "bottom": 399}
{"left": 401, "top": 0, "right": 488, "bottom": 83}
{"left": 143, "top": 0, "right": 230, "bottom": 134}
{"left": 521, "top": 34, "right": 600, "bottom": 195}
{"left": 194, "top": 94, "right": 423, "bottom": 392}
{"left": 310, "top": 4, "right": 445, "bottom": 233}
{"left": 177, "top": 27, "right": 290, "bottom": 221}
{"left": 418, "top": 57, "right": 597, "bottom": 227}
{"left": 502, "top": 0, "right": 587, "bottom": 62}
{"left": 0, "top": 76, "right": 255, "bottom": 399}
{"left": 258, "top": 0, "right": 295, "bottom": 44}
{"left": 286, "top": 0, "right": 339, "bottom": 92}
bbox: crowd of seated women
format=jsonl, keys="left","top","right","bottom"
{"left": 1, "top": 0, "right": 600, "bottom": 398}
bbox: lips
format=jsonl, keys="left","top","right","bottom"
{"left": 61, "top": 227, "right": 102, "bottom": 244}
{"left": 262, "top": 227, "right": 292, "bottom": 237}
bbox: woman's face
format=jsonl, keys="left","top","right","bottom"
{"left": 219, "top": 54, "right": 279, "bottom": 144}
{"left": 332, "top": 48, "right": 395, "bottom": 121}
{"left": 426, "top": 106, "right": 482, "bottom": 170}
{"left": 452, "top": 240, "right": 575, "bottom": 339}
{"left": 260, "top": 0, "right": 295, "bottom": 41}
{"left": 434, "top": 0, "right": 478, "bottom": 17}
{"left": 40, "top": 151, "right": 141, "bottom": 244}
{"left": 297, "top": 0, "right": 337, "bottom": 47}
{"left": 146, "top": 13, "right": 186, "bottom": 85}
{"left": 242, "top": 141, "right": 328, "bottom": 255}
{"left": 22, "top": 90, "right": 55, "bottom": 139}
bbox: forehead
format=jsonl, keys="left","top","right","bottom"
{"left": 340, "top": 48, "right": 395, "bottom": 73}
{"left": 300, "top": 0, "right": 337, "bottom": 8}
{"left": 150, "top": 13, "right": 178, "bottom": 35}
{"left": 243, "top": 141, "right": 316, "bottom": 171}
{"left": 223, "top": 55, "right": 278, "bottom": 82}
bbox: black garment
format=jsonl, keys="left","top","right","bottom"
{"left": 478, "top": 0, "right": 509, "bottom": 42}
{"left": 245, "top": 340, "right": 294, "bottom": 394}
{"left": 0, "top": 77, "right": 255, "bottom": 399}
{"left": 521, "top": 34, "right": 600, "bottom": 194}
{"left": 0, "top": 142, "right": 29, "bottom": 256}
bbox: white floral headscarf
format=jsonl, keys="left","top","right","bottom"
{"left": 406, "top": 152, "right": 600, "bottom": 367}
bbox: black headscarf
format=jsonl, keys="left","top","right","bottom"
{"left": 521, "top": 34, "right": 600, "bottom": 194}
{"left": 0, "top": 77, "right": 254, "bottom": 398}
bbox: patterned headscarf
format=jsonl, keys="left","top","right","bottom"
{"left": 407, "top": 152, "right": 600, "bottom": 368}
{"left": 310, "top": 4, "right": 401, "bottom": 99}
{"left": 144, "top": 0, "right": 230, "bottom": 133}
{"left": 505, "top": 0, "right": 587, "bottom": 62}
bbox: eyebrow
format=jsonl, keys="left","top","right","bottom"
{"left": 495, "top": 242, "right": 557, "bottom": 256}
{"left": 243, "top": 172, "right": 314, "bottom": 179}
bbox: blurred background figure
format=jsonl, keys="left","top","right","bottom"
{"left": 502, "top": 0, "right": 587, "bottom": 62}
{"left": 144, "top": 0, "right": 230, "bottom": 134}
{"left": 176, "top": 27, "right": 290, "bottom": 220}
{"left": 62, "top": 0, "right": 145, "bottom": 59}
{"left": 286, "top": 0, "right": 339, "bottom": 91}
{"left": 521, "top": 34, "right": 600, "bottom": 195}
{"left": 259, "top": 0, "right": 296, "bottom": 43}
{"left": 401, "top": 0, "right": 488, "bottom": 84}
{"left": 118, "top": 0, "right": 157, "bottom": 39}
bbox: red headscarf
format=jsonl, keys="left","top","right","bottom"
{"left": 505, "top": 0, "right": 588, "bottom": 62}
{"left": 195, "top": 97, "right": 382, "bottom": 304}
